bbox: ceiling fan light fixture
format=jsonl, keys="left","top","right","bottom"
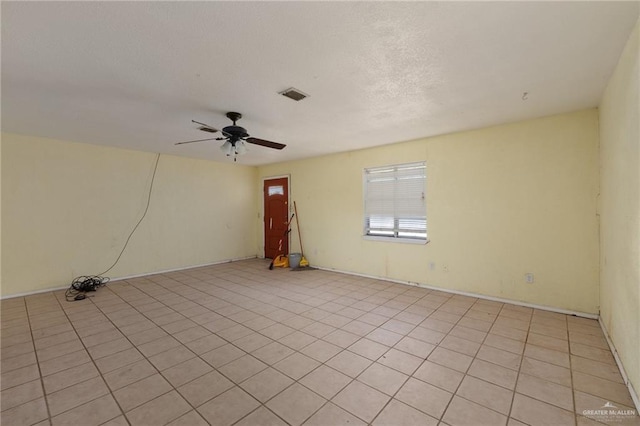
{"left": 235, "top": 140, "right": 248, "bottom": 155}
{"left": 279, "top": 87, "right": 308, "bottom": 101}
{"left": 220, "top": 140, "right": 233, "bottom": 156}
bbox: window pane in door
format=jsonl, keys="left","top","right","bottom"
{"left": 268, "top": 185, "right": 284, "bottom": 196}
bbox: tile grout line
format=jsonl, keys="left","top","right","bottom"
{"left": 50, "top": 288, "right": 131, "bottom": 425}
{"left": 89, "top": 295, "right": 186, "bottom": 423}
{"left": 287, "top": 272, "right": 498, "bottom": 423}
{"left": 217, "top": 271, "right": 441, "bottom": 424}
{"left": 503, "top": 304, "right": 532, "bottom": 425}
{"left": 284, "top": 283, "right": 443, "bottom": 425}
{"left": 87, "top": 283, "right": 218, "bottom": 424}
{"left": 322, "top": 293, "right": 437, "bottom": 424}
{"left": 55, "top": 284, "right": 202, "bottom": 422}
{"left": 431, "top": 299, "right": 503, "bottom": 424}
{"left": 368, "top": 294, "right": 460, "bottom": 425}
{"left": 23, "top": 296, "right": 55, "bottom": 425}
{"left": 567, "top": 315, "right": 579, "bottom": 426}
{"left": 214, "top": 304, "right": 359, "bottom": 425}
{"left": 112, "top": 273, "right": 318, "bottom": 424}
{"left": 88, "top": 278, "right": 265, "bottom": 423}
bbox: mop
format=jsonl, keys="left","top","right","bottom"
{"left": 269, "top": 213, "right": 295, "bottom": 270}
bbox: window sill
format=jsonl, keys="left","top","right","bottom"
{"left": 363, "top": 235, "right": 429, "bottom": 245}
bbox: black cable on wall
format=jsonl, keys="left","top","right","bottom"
{"left": 65, "top": 153, "right": 161, "bottom": 301}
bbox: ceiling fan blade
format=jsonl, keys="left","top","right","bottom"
{"left": 191, "top": 120, "right": 220, "bottom": 133}
{"left": 245, "top": 137, "right": 287, "bottom": 150}
{"left": 174, "top": 137, "right": 220, "bottom": 145}
{"left": 192, "top": 119, "right": 234, "bottom": 138}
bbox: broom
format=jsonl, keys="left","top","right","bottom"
{"left": 293, "top": 201, "right": 310, "bottom": 267}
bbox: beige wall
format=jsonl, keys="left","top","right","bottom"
{"left": 259, "top": 109, "right": 600, "bottom": 314}
{"left": 599, "top": 18, "right": 640, "bottom": 402}
{"left": 1, "top": 134, "right": 258, "bottom": 297}
{"left": 2, "top": 112, "right": 603, "bottom": 316}
{"left": 0, "top": 136, "right": 2, "bottom": 291}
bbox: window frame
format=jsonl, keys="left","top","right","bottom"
{"left": 363, "top": 161, "right": 428, "bottom": 245}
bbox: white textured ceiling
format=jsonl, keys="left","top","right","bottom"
{"left": 2, "top": 2, "right": 638, "bottom": 165}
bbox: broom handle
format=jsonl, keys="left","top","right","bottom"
{"left": 294, "top": 201, "right": 304, "bottom": 257}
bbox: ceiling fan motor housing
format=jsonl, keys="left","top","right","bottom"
{"left": 223, "top": 125, "right": 249, "bottom": 139}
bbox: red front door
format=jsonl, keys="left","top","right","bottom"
{"left": 264, "top": 177, "right": 289, "bottom": 259}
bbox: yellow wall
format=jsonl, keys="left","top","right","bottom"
{"left": 259, "top": 109, "right": 600, "bottom": 314}
{"left": 0, "top": 136, "right": 3, "bottom": 291}
{"left": 599, "top": 17, "right": 639, "bottom": 402}
{"left": 2, "top": 112, "right": 603, "bottom": 316}
{"left": 1, "top": 133, "right": 258, "bottom": 297}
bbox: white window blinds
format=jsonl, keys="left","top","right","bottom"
{"left": 364, "top": 162, "right": 427, "bottom": 240}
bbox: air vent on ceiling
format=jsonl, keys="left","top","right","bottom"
{"left": 198, "top": 127, "right": 217, "bottom": 133}
{"left": 279, "top": 87, "right": 308, "bottom": 101}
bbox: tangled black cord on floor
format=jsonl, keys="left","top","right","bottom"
{"left": 65, "top": 153, "right": 160, "bottom": 302}
{"left": 65, "top": 276, "right": 110, "bottom": 301}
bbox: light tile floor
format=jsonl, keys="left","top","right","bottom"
{"left": 1, "top": 259, "right": 638, "bottom": 426}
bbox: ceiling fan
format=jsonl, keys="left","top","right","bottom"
{"left": 175, "top": 112, "right": 286, "bottom": 161}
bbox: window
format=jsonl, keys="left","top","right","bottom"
{"left": 268, "top": 185, "right": 284, "bottom": 196}
{"left": 364, "top": 162, "right": 427, "bottom": 242}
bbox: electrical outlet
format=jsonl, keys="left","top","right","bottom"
{"left": 525, "top": 273, "right": 534, "bottom": 283}
{"left": 443, "top": 264, "right": 449, "bottom": 273}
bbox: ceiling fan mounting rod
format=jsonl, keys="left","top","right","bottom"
{"left": 226, "top": 112, "right": 242, "bottom": 125}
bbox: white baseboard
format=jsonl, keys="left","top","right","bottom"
{"left": 110, "top": 255, "right": 257, "bottom": 282}
{"left": 314, "top": 265, "right": 599, "bottom": 319}
{"left": 1, "top": 285, "right": 71, "bottom": 300}
{"left": 0, "top": 255, "right": 258, "bottom": 300}
{"left": 598, "top": 318, "right": 640, "bottom": 412}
